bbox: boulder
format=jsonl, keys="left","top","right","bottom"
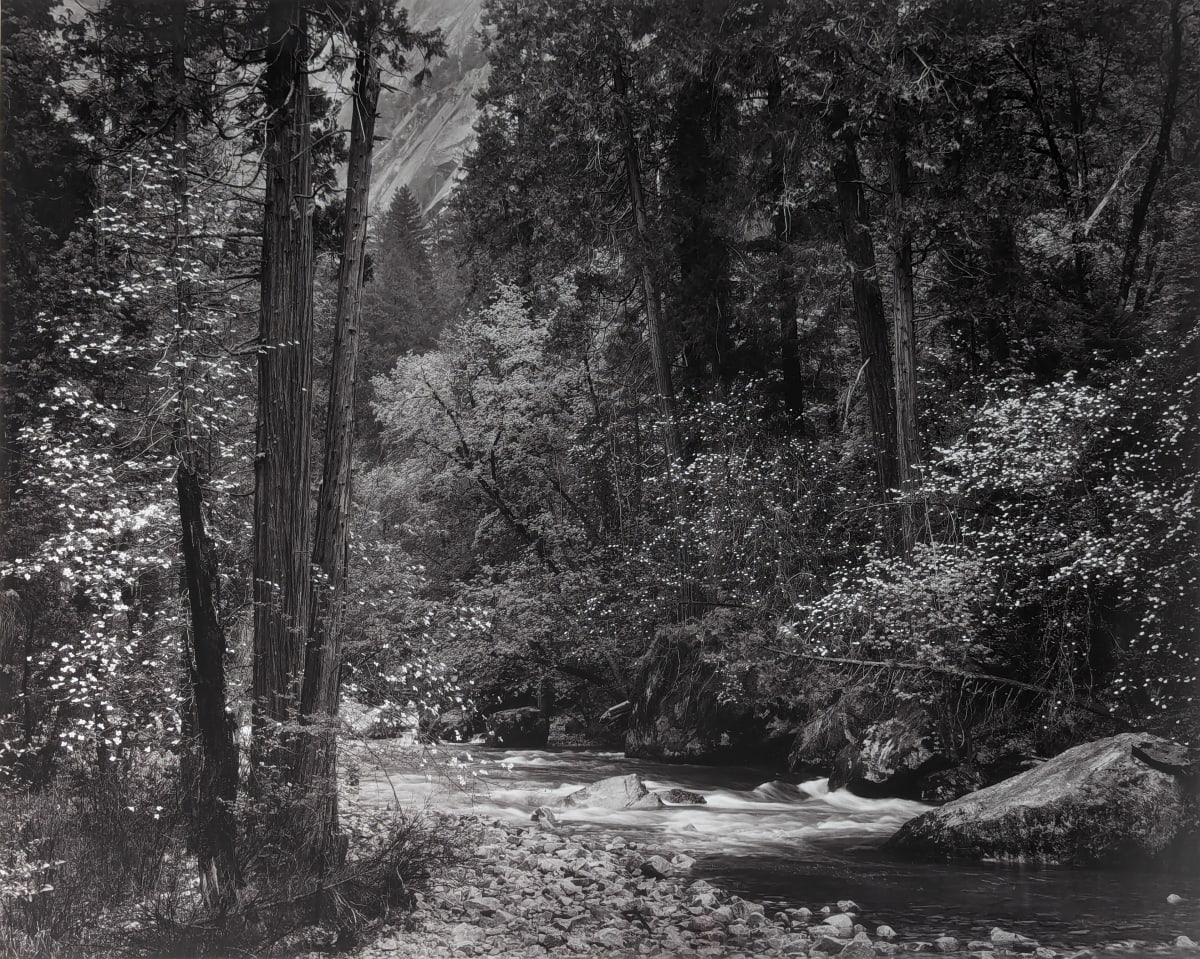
{"left": 625, "top": 616, "right": 786, "bottom": 764}
{"left": 433, "top": 706, "right": 484, "bottom": 743}
{"left": 555, "top": 774, "right": 655, "bottom": 810}
{"left": 485, "top": 706, "right": 550, "bottom": 748}
{"left": 886, "top": 733, "right": 1200, "bottom": 870}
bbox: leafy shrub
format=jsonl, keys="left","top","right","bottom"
{"left": 0, "top": 761, "right": 182, "bottom": 952}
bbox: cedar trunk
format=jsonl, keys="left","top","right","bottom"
{"left": 296, "top": 4, "right": 381, "bottom": 874}
{"left": 829, "top": 124, "right": 900, "bottom": 504}
{"left": 889, "top": 124, "right": 919, "bottom": 551}
{"left": 251, "top": 0, "right": 315, "bottom": 781}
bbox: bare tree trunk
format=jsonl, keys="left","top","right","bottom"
{"left": 828, "top": 115, "right": 900, "bottom": 506}
{"left": 296, "top": 1, "right": 382, "bottom": 879}
{"left": 170, "top": 3, "right": 240, "bottom": 911}
{"left": 176, "top": 455, "right": 242, "bottom": 910}
{"left": 251, "top": 0, "right": 315, "bottom": 783}
{"left": 889, "top": 121, "right": 919, "bottom": 552}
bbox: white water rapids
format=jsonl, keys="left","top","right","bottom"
{"left": 344, "top": 744, "right": 1200, "bottom": 952}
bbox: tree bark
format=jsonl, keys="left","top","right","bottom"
{"left": 297, "top": 3, "right": 380, "bottom": 876}
{"left": 889, "top": 119, "right": 919, "bottom": 551}
{"left": 251, "top": 0, "right": 315, "bottom": 783}
{"left": 828, "top": 113, "right": 900, "bottom": 504}
{"left": 170, "top": 2, "right": 240, "bottom": 911}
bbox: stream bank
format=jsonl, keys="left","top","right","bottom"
{"left": 328, "top": 743, "right": 1200, "bottom": 958}
{"left": 321, "top": 814, "right": 1195, "bottom": 959}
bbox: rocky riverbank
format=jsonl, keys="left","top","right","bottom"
{"left": 326, "top": 814, "right": 1198, "bottom": 959}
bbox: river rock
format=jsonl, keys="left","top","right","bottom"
{"left": 555, "top": 773, "right": 654, "bottom": 809}
{"left": 814, "top": 935, "right": 851, "bottom": 954}
{"left": 840, "top": 942, "right": 875, "bottom": 959}
{"left": 1175, "top": 935, "right": 1199, "bottom": 948}
{"left": 590, "top": 927, "right": 626, "bottom": 948}
{"left": 989, "top": 928, "right": 1038, "bottom": 949}
{"left": 1168, "top": 893, "right": 1186, "bottom": 904}
{"left": 877, "top": 925, "right": 898, "bottom": 939}
{"left": 934, "top": 936, "right": 960, "bottom": 952}
{"left": 485, "top": 706, "right": 549, "bottom": 748}
{"left": 838, "top": 899, "right": 861, "bottom": 912}
{"left": 639, "top": 854, "right": 674, "bottom": 878}
{"left": 657, "top": 787, "right": 708, "bottom": 804}
{"left": 827, "top": 913, "right": 856, "bottom": 934}
{"left": 885, "top": 733, "right": 1200, "bottom": 870}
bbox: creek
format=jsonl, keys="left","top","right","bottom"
{"left": 351, "top": 744, "right": 1200, "bottom": 951}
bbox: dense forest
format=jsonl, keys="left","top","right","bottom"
{"left": 0, "top": 0, "right": 1197, "bottom": 954}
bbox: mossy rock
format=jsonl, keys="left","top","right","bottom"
{"left": 885, "top": 732, "right": 1200, "bottom": 871}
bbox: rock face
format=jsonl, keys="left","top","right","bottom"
{"left": 485, "top": 707, "right": 550, "bottom": 748}
{"left": 625, "top": 619, "right": 782, "bottom": 764}
{"left": 828, "top": 705, "right": 949, "bottom": 798}
{"left": 367, "top": 0, "right": 487, "bottom": 217}
{"left": 554, "top": 774, "right": 662, "bottom": 810}
{"left": 886, "top": 733, "right": 1199, "bottom": 870}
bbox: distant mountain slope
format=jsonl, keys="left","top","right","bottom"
{"left": 371, "top": 0, "right": 486, "bottom": 218}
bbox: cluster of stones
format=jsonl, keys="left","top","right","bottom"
{"left": 348, "top": 816, "right": 1192, "bottom": 959}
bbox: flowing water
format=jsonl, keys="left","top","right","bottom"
{"left": 350, "top": 744, "right": 1200, "bottom": 951}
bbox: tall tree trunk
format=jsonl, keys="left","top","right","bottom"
{"left": 296, "top": 2, "right": 382, "bottom": 879}
{"left": 1118, "top": 0, "right": 1183, "bottom": 310}
{"left": 170, "top": 2, "right": 240, "bottom": 911}
{"left": 889, "top": 120, "right": 919, "bottom": 552}
{"left": 767, "top": 70, "right": 804, "bottom": 423}
{"left": 828, "top": 114, "right": 900, "bottom": 505}
{"left": 613, "top": 60, "right": 683, "bottom": 465}
{"left": 613, "top": 57, "right": 699, "bottom": 621}
{"left": 251, "top": 0, "right": 315, "bottom": 785}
